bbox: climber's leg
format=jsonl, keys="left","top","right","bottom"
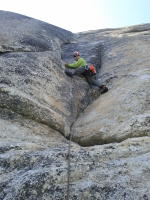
{"left": 65, "top": 69, "right": 75, "bottom": 77}
{"left": 85, "top": 75, "right": 108, "bottom": 94}
{"left": 74, "top": 66, "right": 86, "bottom": 75}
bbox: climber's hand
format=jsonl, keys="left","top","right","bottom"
{"left": 64, "top": 62, "right": 68, "bottom": 67}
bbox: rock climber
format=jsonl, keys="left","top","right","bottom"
{"left": 64, "top": 51, "right": 108, "bottom": 94}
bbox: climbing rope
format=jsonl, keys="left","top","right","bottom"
{"left": 66, "top": 77, "right": 80, "bottom": 200}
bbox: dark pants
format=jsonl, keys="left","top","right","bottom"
{"left": 65, "top": 66, "right": 102, "bottom": 88}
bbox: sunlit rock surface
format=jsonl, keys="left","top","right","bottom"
{"left": 0, "top": 11, "right": 150, "bottom": 200}
{"left": 73, "top": 26, "right": 150, "bottom": 146}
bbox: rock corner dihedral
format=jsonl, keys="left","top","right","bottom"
{"left": 0, "top": 10, "right": 150, "bottom": 200}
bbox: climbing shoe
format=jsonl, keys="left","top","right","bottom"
{"left": 65, "top": 71, "right": 73, "bottom": 77}
{"left": 100, "top": 85, "right": 108, "bottom": 94}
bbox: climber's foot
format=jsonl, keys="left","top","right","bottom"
{"left": 100, "top": 85, "right": 108, "bottom": 94}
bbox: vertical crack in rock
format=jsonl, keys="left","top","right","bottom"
{"left": 1, "top": 10, "right": 150, "bottom": 200}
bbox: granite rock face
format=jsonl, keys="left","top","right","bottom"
{"left": 0, "top": 10, "right": 95, "bottom": 137}
{"left": 73, "top": 25, "right": 150, "bottom": 146}
{"left": 0, "top": 11, "right": 150, "bottom": 200}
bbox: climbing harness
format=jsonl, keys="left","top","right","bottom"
{"left": 66, "top": 77, "right": 80, "bottom": 200}
{"left": 85, "top": 64, "right": 96, "bottom": 76}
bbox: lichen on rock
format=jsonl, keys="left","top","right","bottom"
{"left": 0, "top": 10, "right": 150, "bottom": 200}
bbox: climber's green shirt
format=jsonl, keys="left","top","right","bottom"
{"left": 67, "top": 57, "right": 87, "bottom": 68}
